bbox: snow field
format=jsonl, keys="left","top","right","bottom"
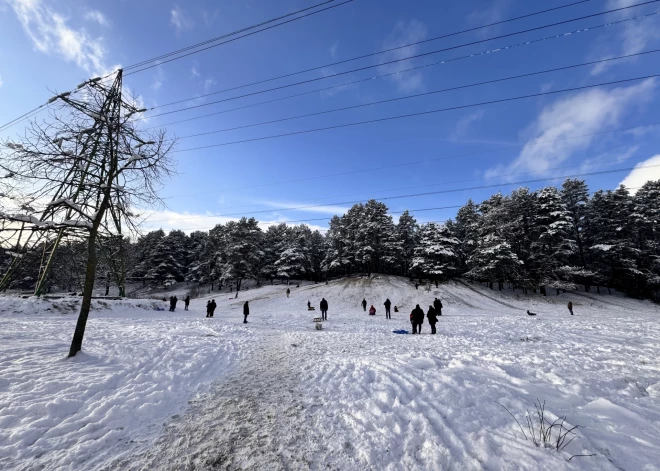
{"left": 1, "top": 276, "right": 660, "bottom": 470}
{"left": 0, "top": 296, "right": 254, "bottom": 470}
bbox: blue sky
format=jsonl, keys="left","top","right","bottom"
{"left": 1, "top": 0, "right": 659, "bottom": 234}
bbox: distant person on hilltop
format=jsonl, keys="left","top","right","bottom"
{"left": 361, "top": 298, "right": 367, "bottom": 312}
{"left": 427, "top": 305, "right": 438, "bottom": 334}
{"left": 369, "top": 305, "right": 376, "bottom": 316}
{"left": 568, "top": 301, "right": 574, "bottom": 315}
{"left": 243, "top": 301, "right": 250, "bottom": 323}
{"left": 384, "top": 298, "right": 392, "bottom": 319}
{"left": 433, "top": 298, "right": 443, "bottom": 316}
{"left": 320, "top": 298, "right": 328, "bottom": 321}
{"left": 286, "top": 288, "right": 290, "bottom": 298}
{"left": 411, "top": 304, "right": 425, "bottom": 334}
{"left": 184, "top": 295, "right": 190, "bottom": 311}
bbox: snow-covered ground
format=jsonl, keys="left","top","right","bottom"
{"left": 1, "top": 276, "right": 659, "bottom": 470}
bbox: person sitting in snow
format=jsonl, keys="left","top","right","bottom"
{"left": 361, "top": 298, "right": 367, "bottom": 312}
{"left": 427, "top": 305, "right": 438, "bottom": 334}
{"left": 243, "top": 301, "right": 250, "bottom": 323}
{"left": 368, "top": 305, "right": 376, "bottom": 316}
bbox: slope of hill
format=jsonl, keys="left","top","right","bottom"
{"left": 1, "top": 276, "right": 659, "bottom": 470}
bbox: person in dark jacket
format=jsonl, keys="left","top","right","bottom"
{"left": 286, "top": 288, "right": 290, "bottom": 298}
{"left": 307, "top": 300, "right": 311, "bottom": 309}
{"left": 206, "top": 300, "right": 211, "bottom": 317}
{"left": 369, "top": 305, "right": 376, "bottom": 316}
{"left": 184, "top": 295, "right": 190, "bottom": 311}
{"left": 210, "top": 299, "right": 217, "bottom": 317}
{"left": 320, "top": 298, "right": 328, "bottom": 321}
{"left": 433, "top": 298, "right": 443, "bottom": 316}
{"left": 411, "top": 304, "right": 425, "bottom": 334}
{"left": 567, "top": 301, "right": 574, "bottom": 315}
{"left": 169, "top": 296, "right": 174, "bottom": 312}
{"left": 171, "top": 296, "right": 178, "bottom": 312}
{"left": 384, "top": 298, "right": 392, "bottom": 319}
{"left": 427, "top": 305, "right": 438, "bottom": 334}
{"left": 361, "top": 298, "right": 367, "bottom": 312}
{"left": 243, "top": 301, "right": 249, "bottom": 323}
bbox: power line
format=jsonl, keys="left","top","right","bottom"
{"left": 160, "top": 122, "right": 659, "bottom": 198}
{"left": 123, "top": 0, "right": 344, "bottom": 71}
{"left": 173, "top": 49, "right": 660, "bottom": 141}
{"left": 144, "top": 10, "right": 659, "bottom": 130}
{"left": 145, "top": 0, "right": 598, "bottom": 107}
{"left": 124, "top": 0, "right": 357, "bottom": 76}
{"left": 172, "top": 73, "right": 660, "bottom": 153}
{"left": 147, "top": 154, "right": 658, "bottom": 223}
{"left": 145, "top": 1, "right": 660, "bottom": 115}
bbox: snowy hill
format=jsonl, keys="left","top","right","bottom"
{"left": 1, "top": 276, "right": 659, "bottom": 470}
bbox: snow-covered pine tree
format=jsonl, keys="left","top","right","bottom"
{"left": 449, "top": 199, "right": 480, "bottom": 273}
{"left": 308, "top": 229, "right": 326, "bottom": 281}
{"left": 411, "top": 223, "right": 460, "bottom": 283}
{"left": 321, "top": 215, "right": 351, "bottom": 277}
{"left": 260, "top": 223, "right": 288, "bottom": 282}
{"left": 584, "top": 187, "right": 641, "bottom": 294}
{"left": 130, "top": 229, "right": 165, "bottom": 282}
{"left": 217, "top": 217, "right": 263, "bottom": 292}
{"left": 145, "top": 230, "right": 189, "bottom": 285}
{"left": 467, "top": 193, "right": 523, "bottom": 289}
{"left": 395, "top": 210, "right": 419, "bottom": 275}
{"left": 632, "top": 180, "right": 660, "bottom": 298}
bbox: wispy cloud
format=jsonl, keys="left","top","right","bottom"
{"left": 7, "top": 0, "right": 115, "bottom": 75}
{"left": 151, "top": 65, "right": 165, "bottom": 90}
{"left": 380, "top": 19, "right": 428, "bottom": 93}
{"left": 202, "top": 8, "right": 220, "bottom": 26}
{"left": 329, "top": 42, "right": 339, "bottom": 58}
{"left": 170, "top": 5, "right": 193, "bottom": 35}
{"left": 466, "top": 0, "right": 512, "bottom": 38}
{"left": 451, "top": 110, "right": 485, "bottom": 141}
{"left": 619, "top": 154, "right": 660, "bottom": 193}
{"left": 590, "top": 0, "right": 660, "bottom": 75}
{"left": 84, "top": 10, "right": 109, "bottom": 27}
{"left": 485, "top": 79, "right": 656, "bottom": 180}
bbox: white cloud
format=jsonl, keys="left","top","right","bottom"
{"left": 619, "top": 154, "right": 660, "bottom": 193}
{"left": 170, "top": 5, "right": 193, "bottom": 34}
{"left": 466, "top": 0, "right": 512, "bottom": 38}
{"left": 84, "top": 10, "right": 109, "bottom": 27}
{"left": 590, "top": 0, "right": 660, "bottom": 75}
{"left": 151, "top": 66, "right": 165, "bottom": 91}
{"left": 258, "top": 200, "right": 349, "bottom": 216}
{"left": 380, "top": 19, "right": 428, "bottom": 93}
{"left": 485, "top": 79, "right": 656, "bottom": 179}
{"left": 140, "top": 209, "right": 328, "bottom": 234}
{"left": 7, "top": 0, "right": 114, "bottom": 75}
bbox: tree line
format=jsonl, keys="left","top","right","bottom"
{"left": 2, "top": 178, "right": 658, "bottom": 300}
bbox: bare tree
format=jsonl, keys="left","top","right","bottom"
{"left": 0, "top": 69, "right": 174, "bottom": 356}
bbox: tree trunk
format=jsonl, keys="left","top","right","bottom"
{"left": 68, "top": 227, "right": 100, "bottom": 357}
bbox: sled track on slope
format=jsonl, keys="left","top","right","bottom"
{"left": 453, "top": 280, "right": 520, "bottom": 310}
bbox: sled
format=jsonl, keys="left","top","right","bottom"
{"left": 308, "top": 307, "right": 316, "bottom": 311}
{"left": 313, "top": 317, "right": 323, "bottom": 322}
{"left": 392, "top": 329, "right": 409, "bottom": 334}
{"left": 526, "top": 310, "right": 537, "bottom": 316}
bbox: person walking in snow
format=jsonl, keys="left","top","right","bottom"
{"left": 361, "top": 298, "right": 367, "bottom": 312}
{"left": 173, "top": 296, "right": 178, "bottom": 311}
{"left": 320, "top": 298, "right": 328, "bottom": 321}
{"left": 184, "top": 295, "right": 190, "bottom": 311}
{"left": 412, "top": 304, "right": 425, "bottom": 334}
{"left": 210, "top": 299, "right": 217, "bottom": 317}
{"left": 567, "top": 301, "right": 574, "bottom": 315}
{"left": 307, "top": 300, "right": 311, "bottom": 309}
{"left": 427, "top": 305, "right": 438, "bottom": 334}
{"left": 384, "top": 298, "right": 392, "bottom": 319}
{"left": 243, "top": 301, "right": 250, "bottom": 323}
{"left": 169, "top": 296, "right": 174, "bottom": 312}
{"left": 433, "top": 297, "right": 443, "bottom": 316}
{"left": 286, "top": 288, "right": 290, "bottom": 298}
{"left": 415, "top": 283, "right": 419, "bottom": 290}
{"left": 369, "top": 305, "right": 376, "bottom": 316}
{"left": 206, "top": 300, "right": 211, "bottom": 317}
